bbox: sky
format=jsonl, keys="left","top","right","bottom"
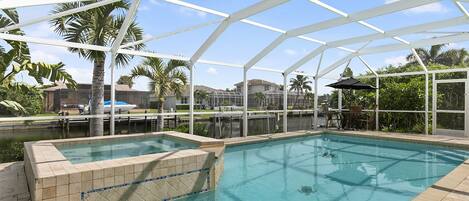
{"left": 10, "top": 0, "right": 469, "bottom": 95}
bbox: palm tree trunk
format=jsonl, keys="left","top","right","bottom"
{"left": 294, "top": 90, "right": 299, "bottom": 109}
{"left": 157, "top": 99, "right": 164, "bottom": 131}
{"left": 90, "top": 59, "right": 105, "bottom": 136}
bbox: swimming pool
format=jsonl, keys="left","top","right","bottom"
{"left": 179, "top": 133, "right": 469, "bottom": 201}
{"left": 57, "top": 136, "right": 197, "bottom": 164}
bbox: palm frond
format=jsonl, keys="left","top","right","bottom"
{"left": 0, "top": 100, "right": 27, "bottom": 115}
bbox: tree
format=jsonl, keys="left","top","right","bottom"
{"left": 406, "top": 44, "right": 446, "bottom": 65}
{"left": 130, "top": 57, "right": 188, "bottom": 131}
{"left": 438, "top": 48, "right": 468, "bottom": 67}
{"left": 254, "top": 92, "right": 266, "bottom": 109}
{"left": 194, "top": 89, "right": 208, "bottom": 105}
{"left": 117, "top": 75, "right": 134, "bottom": 88}
{"left": 289, "top": 75, "right": 312, "bottom": 109}
{"left": 304, "top": 92, "right": 314, "bottom": 108}
{"left": 51, "top": 1, "right": 144, "bottom": 136}
{"left": 0, "top": 9, "right": 76, "bottom": 116}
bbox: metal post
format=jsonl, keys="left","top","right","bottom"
{"left": 465, "top": 70, "right": 469, "bottom": 137}
{"left": 432, "top": 73, "right": 436, "bottom": 135}
{"left": 412, "top": 48, "right": 429, "bottom": 135}
{"left": 108, "top": 0, "right": 140, "bottom": 135}
{"left": 189, "top": 64, "right": 194, "bottom": 134}
{"left": 243, "top": 68, "right": 248, "bottom": 137}
{"left": 313, "top": 77, "right": 319, "bottom": 129}
{"left": 425, "top": 73, "right": 429, "bottom": 135}
{"left": 375, "top": 76, "right": 379, "bottom": 131}
{"left": 110, "top": 52, "right": 116, "bottom": 135}
{"left": 283, "top": 73, "right": 288, "bottom": 133}
{"left": 338, "top": 89, "right": 342, "bottom": 112}
{"left": 313, "top": 52, "right": 323, "bottom": 130}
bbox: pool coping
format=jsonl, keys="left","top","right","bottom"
{"left": 223, "top": 129, "right": 469, "bottom": 201}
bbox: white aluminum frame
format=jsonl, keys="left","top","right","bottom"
{"left": 109, "top": 0, "right": 141, "bottom": 135}
{"left": 0, "top": 0, "right": 468, "bottom": 136}
{"left": 432, "top": 76, "right": 468, "bottom": 136}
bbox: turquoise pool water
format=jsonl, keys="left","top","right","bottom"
{"left": 180, "top": 134, "right": 469, "bottom": 201}
{"left": 57, "top": 136, "right": 197, "bottom": 164}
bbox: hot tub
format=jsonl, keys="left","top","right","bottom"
{"left": 24, "top": 131, "right": 225, "bottom": 201}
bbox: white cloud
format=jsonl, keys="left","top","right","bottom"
{"left": 384, "top": 55, "right": 407, "bottom": 66}
{"left": 67, "top": 67, "right": 93, "bottom": 84}
{"left": 27, "top": 22, "right": 55, "bottom": 38}
{"left": 206, "top": 67, "right": 218, "bottom": 75}
{"left": 30, "top": 46, "right": 69, "bottom": 63}
{"left": 384, "top": 1, "right": 448, "bottom": 14}
{"left": 284, "top": 49, "right": 297, "bottom": 56}
{"left": 31, "top": 50, "right": 61, "bottom": 63}
{"left": 178, "top": 7, "right": 207, "bottom": 18}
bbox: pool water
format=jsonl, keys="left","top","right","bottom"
{"left": 180, "top": 134, "right": 469, "bottom": 201}
{"left": 57, "top": 136, "right": 197, "bottom": 164}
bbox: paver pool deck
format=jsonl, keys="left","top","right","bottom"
{"left": 2, "top": 130, "right": 469, "bottom": 201}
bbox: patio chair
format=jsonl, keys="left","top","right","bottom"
{"left": 348, "top": 105, "right": 364, "bottom": 130}
{"left": 321, "top": 104, "right": 342, "bottom": 129}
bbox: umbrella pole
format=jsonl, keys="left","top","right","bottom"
{"left": 338, "top": 89, "right": 342, "bottom": 129}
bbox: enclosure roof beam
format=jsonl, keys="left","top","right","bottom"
{"left": 453, "top": 0, "right": 469, "bottom": 17}
{"left": 317, "top": 33, "right": 469, "bottom": 78}
{"left": 282, "top": 16, "right": 467, "bottom": 75}
{"left": 0, "top": 0, "right": 121, "bottom": 33}
{"left": 120, "top": 20, "right": 222, "bottom": 48}
{"left": 189, "top": 0, "right": 288, "bottom": 64}
{"left": 0, "top": 33, "right": 110, "bottom": 52}
{"left": 0, "top": 32, "right": 294, "bottom": 73}
{"left": 0, "top": 0, "right": 94, "bottom": 9}
{"left": 308, "top": 0, "right": 409, "bottom": 44}
{"left": 245, "top": 0, "right": 437, "bottom": 71}
{"left": 287, "top": 0, "right": 439, "bottom": 37}
{"left": 110, "top": 0, "right": 141, "bottom": 53}
{"left": 328, "top": 16, "right": 468, "bottom": 47}
{"left": 318, "top": 55, "right": 356, "bottom": 79}
{"left": 164, "top": 0, "right": 229, "bottom": 17}
{"left": 284, "top": 46, "right": 327, "bottom": 75}
{"left": 360, "top": 33, "right": 469, "bottom": 54}
{"left": 163, "top": 0, "right": 355, "bottom": 54}
{"left": 411, "top": 48, "right": 428, "bottom": 72}
{"left": 358, "top": 56, "right": 378, "bottom": 77}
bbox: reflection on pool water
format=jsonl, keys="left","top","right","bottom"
{"left": 179, "top": 133, "right": 469, "bottom": 201}
{"left": 56, "top": 136, "right": 197, "bottom": 164}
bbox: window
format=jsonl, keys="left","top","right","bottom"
{"left": 265, "top": 85, "right": 270, "bottom": 91}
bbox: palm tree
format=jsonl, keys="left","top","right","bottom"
{"left": 289, "top": 75, "right": 312, "bottom": 109}
{"left": 0, "top": 9, "right": 76, "bottom": 115}
{"left": 130, "top": 57, "right": 188, "bottom": 131}
{"left": 254, "top": 92, "right": 266, "bottom": 109}
{"left": 51, "top": 1, "right": 144, "bottom": 136}
{"left": 117, "top": 75, "right": 134, "bottom": 88}
{"left": 438, "top": 48, "right": 468, "bottom": 67}
{"left": 406, "top": 44, "right": 446, "bottom": 65}
{"left": 194, "top": 89, "right": 208, "bottom": 107}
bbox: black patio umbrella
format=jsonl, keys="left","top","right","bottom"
{"left": 326, "top": 77, "right": 376, "bottom": 90}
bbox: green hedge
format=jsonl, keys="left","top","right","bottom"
{"left": 176, "top": 104, "right": 189, "bottom": 110}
